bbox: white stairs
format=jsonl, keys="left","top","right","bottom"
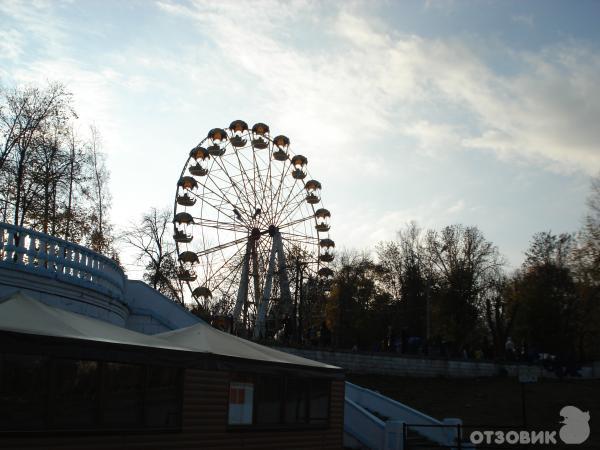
{"left": 344, "top": 382, "right": 471, "bottom": 450}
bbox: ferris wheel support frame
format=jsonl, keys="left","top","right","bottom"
{"left": 254, "top": 235, "right": 277, "bottom": 339}
{"left": 233, "top": 241, "right": 251, "bottom": 323}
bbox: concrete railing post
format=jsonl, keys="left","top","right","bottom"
{"left": 384, "top": 420, "right": 405, "bottom": 450}
{"left": 27, "top": 233, "right": 37, "bottom": 266}
{"left": 15, "top": 230, "right": 25, "bottom": 264}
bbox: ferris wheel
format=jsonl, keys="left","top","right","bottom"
{"left": 173, "top": 120, "right": 334, "bottom": 338}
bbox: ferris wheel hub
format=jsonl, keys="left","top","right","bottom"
{"left": 268, "top": 224, "right": 279, "bottom": 237}
{"left": 250, "top": 227, "right": 261, "bottom": 240}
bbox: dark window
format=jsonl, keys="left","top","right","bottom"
{"left": 145, "top": 366, "right": 181, "bottom": 428}
{"left": 102, "top": 362, "right": 144, "bottom": 428}
{"left": 0, "top": 354, "right": 48, "bottom": 431}
{"left": 0, "top": 354, "right": 183, "bottom": 433}
{"left": 284, "top": 377, "right": 308, "bottom": 424}
{"left": 255, "top": 375, "right": 283, "bottom": 425}
{"left": 52, "top": 359, "right": 100, "bottom": 429}
{"left": 309, "top": 379, "right": 330, "bottom": 424}
{"left": 228, "top": 373, "right": 331, "bottom": 428}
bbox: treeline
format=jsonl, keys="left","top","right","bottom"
{"left": 3, "top": 82, "right": 598, "bottom": 363}
{"left": 317, "top": 179, "right": 600, "bottom": 362}
{"left": 0, "top": 82, "right": 113, "bottom": 255}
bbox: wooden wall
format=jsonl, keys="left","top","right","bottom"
{"left": 0, "top": 369, "right": 344, "bottom": 450}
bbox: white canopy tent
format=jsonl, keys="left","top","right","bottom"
{"left": 0, "top": 291, "right": 338, "bottom": 370}
{"left": 0, "top": 291, "right": 187, "bottom": 352}
{"left": 157, "top": 323, "right": 338, "bottom": 369}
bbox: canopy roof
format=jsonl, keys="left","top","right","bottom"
{"left": 157, "top": 323, "right": 338, "bottom": 369}
{"left": 0, "top": 291, "right": 186, "bottom": 352}
{"left": 0, "top": 292, "right": 338, "bottom": 371}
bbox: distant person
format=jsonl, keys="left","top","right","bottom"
{"left": 505, "top": 337, "right": 515, "bottom": 360}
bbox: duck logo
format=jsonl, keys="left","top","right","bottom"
{"left": 559, "top": 406, "right": 590, "bottom": 445}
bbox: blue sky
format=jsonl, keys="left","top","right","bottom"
{"left": 1, "top": 0, "right": 599, "bottom": 272}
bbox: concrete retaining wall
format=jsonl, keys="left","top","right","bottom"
{"left": 276, "top": 347, "right": 598, "bottom": 379}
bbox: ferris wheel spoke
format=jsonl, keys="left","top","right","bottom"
{"left": 190, "top": 191, "right": 243, "bottom": 225}
{"left": 262, "top": 149, "right": 288, "bottom": 226}
{"left": 280, "top": 231, "right": 320, "bottom": 242}
{"left": 209, "top": 156, "right": 255, "bottom": 222}
{"left": 222, "top": 153, "right": 255, "bottom": 213}
{"left": 278, "top": 214, "right": 315, "bottom": 231}
{"left": 195, "top": 235, "right": 250, "bottom": 258}
{"left": 190, "top": 183, "right": 251, "bottom": 226}
{"left": 268, "top": 158, "right": 292, "bottom": 224}
{"left": 206, "top": 242, "right": 247, "bottom": 289}
{"left": 272, "top": 179, "right": 305, "bottom": 225}
{"left": 249, "top": 147, "right": 270, "bottom": 214}
{"left": 202, "top": 163, "right": 248, "bottom": 225}
{"left": 192, "top": 217, "right": 247, "bottom": 233}
{"left": 211, "top": 252, "right": 248, "bottom": 294}
{"left": 232, "top": 146, "right": 266, "bottom": 216}
{"left": 276, "top": 197, "right": 312, "bottom": 229}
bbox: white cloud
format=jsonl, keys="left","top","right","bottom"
{"left": 0, "top": 29, "right": 24, "bottom": 61}
{"left": 157, "top": 2, "right": 600, "bottom": 174}
{"left": 511, "top": 14, "right": 534, "bottom": 27}
{"left": 445, "top": 199, "right": 465, "bottom": 214}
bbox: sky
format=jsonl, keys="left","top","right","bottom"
{"left": 1, "top": 0, "right": 599, "bottom": 274}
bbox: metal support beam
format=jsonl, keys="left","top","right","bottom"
{"left": 274, "top": 231, "right": 293, "bottom": 317}
{"left": 253, "top": 237, "right": 277, "bottom": 339}
{"left": 233, "top": 241, "right": 251, "bottom": 326}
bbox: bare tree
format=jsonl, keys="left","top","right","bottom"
{"left": 0, "top": 83, "right": 73, "bottom": 226}
{"left": 0, "top": 82, "right": 116, "bottom": 259}
{"left": 86, "top": 125, "right": 112, "bottom": 253}
{"left": 121, "top": 207, "right": 184, "bottom": 304}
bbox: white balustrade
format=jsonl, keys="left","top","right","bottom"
{"left": 0, "top": 222, "right": 126, "bottom": 299}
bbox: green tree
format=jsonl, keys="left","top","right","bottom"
{"left": 513, "top": 232, "right": 580, "bottom": 358}
{"left": 425, "top": 225, "right": 504, "bottom": 353}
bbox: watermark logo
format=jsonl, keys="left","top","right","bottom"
{"left": 469, "top": 406, "right": 590, "bottom": 446}
{"left": 559, "top": 406, "right": 590, "bottom": 445}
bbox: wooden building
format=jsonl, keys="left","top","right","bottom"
{"left": 0, "top": 292, "right": 344, "bottom": 450}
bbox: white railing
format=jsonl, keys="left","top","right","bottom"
{"left": 0, "top": 222, "right": 125, "bottom": 299}
{"left": 345, "top": 397, "right": 386, "bottom": 449}
{"left": 345, "top": 382, "right": 463, "bottom": 449}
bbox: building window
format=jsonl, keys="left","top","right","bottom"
{"left": 51, "top": 359, "right": 100, "bottom": 429}
{"left": 145, "top": 366, "right": 181, "bottom": 427}
{"left": 0, "top": 354, "right": 182, "bottom": 432}
{"left": 103, "top": 362, "right": 144, "bottom": 428}
{"left": 309, "top": 379, "right": 330, "bottom": 424}
{"left": 284, "top": 377, "right": 308, "bottom": 424}
{"left": 0, "top": 354, "right": 48, "bottom": 431}
{"left": 228, "top": 373, "right": 330, "bottom": 428}
{"left": 228, "top": 382, "right": 254, "bottom": 425}
{"left": 255, "top": 375, "right": 284, "bottom": 425}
